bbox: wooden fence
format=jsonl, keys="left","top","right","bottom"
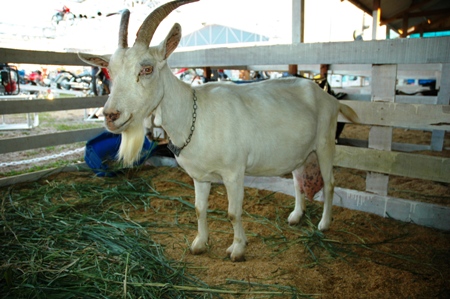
{"left": 0, "top": 36, "right": 449, "bottom": 229}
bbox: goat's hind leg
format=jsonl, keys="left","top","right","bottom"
{"left": 316, "top": 139, "right": 336, "bottom": 231}
{"left": 190, "top": 179, "right": 211, "bottom": 255}
{"left": 288, "top": 166, "right": 306, "bottom": 225}
{"left": 223, "top": 174, "right": 247, "bottom": 262}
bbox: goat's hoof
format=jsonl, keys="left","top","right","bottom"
{"left": 226, "top": 243, "right": 246, "bottom": 262}
{"left": 190, "top": 246, "right": 206, "bottom": 255}
{"left": 318, "top": 219, "right": 331, "bottom": 231}
{"left": 288, "top": 211, "right": 303, "bottom": 225}
{"left": 230, "top": 253, "right": 246, "bottom": 262}
{"left": 190, "top": 237, "right": 207, "bottom": 255}
{"left": 226, "top": 244, "right": 234, "bottom": 256}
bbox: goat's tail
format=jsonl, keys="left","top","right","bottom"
{"left": 339, "top": 103, "right": 360, "bottom": 124}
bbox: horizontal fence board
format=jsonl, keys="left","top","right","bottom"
{"left": 0, "top": 163, "right": 88, "bottom": 188}
{"left": 331, "top": 188, "right": 450, "bottom": 231}
{"left": 20, "top": 84, "right": 86, "bottom": 96}
{"left": 395, "top": 96, "right": 437, "bottom": 105}
{"left": 329, "top": 63, "right": 441, "bottom": 78}
{"left": 338, "top": 138, "right": 433, "bottom": 152}
{"left": 335, "top": 145, "right": 450, "bottom": 183}
{"left": 342, "top": 94, "right": 371, "bottom": 101}
{"left": 1, "top": 96, "right": 442, "bottom": 120}
{"left": 2, "top": 37, "right": 450, "bottom": 67}
{"left": 243, "top": 176, "right": 450, "bottom": 231}
{"left": 0, "top": 48, "right": 90, "bottom": 66}
{"left": 3, "top": 99, "right": 447, "bottom": 132}
{"left": 168, "top": 37, "right": 450, "bottom": 68}
{"left": 0, "top": 96, "right": 107, "bottom": 114}
{"left": 0, "top": 128, "right": 104, "bottom": 154}
{"left": 339, "top": 100, "right": 450, "bottom": 130}
{"left": 332, "top": 63, "right": 442, "bottom": 71}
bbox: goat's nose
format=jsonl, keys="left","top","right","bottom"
{"left": 104, "top": 110, "right": 121, "bottom": 122}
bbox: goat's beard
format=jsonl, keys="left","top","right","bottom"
{"left": 118, "top": 124, "right": 146, "bottom": 168}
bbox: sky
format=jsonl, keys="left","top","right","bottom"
{"left": 0, "top": 0, "right": 375, "bottom": 52}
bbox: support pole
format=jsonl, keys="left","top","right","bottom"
{"left": 401, "top": 13, "right": 409, "bottom": 38}
{"left": 372, "top": 0, "right": 381, "bottom": 40}
{"left": 203, "top": 67, "right": 211, "bottom": 82}
{"left": 292, "top": 0, "right": 304, "bottom": 44}
{"left": 320, "top": 64, "right": 329, "bottom": 78}
{"left": 290, "top": 0, "right": 304, "bottom": 75}
{"left": 288, "top": 65, "right": 298, "bottom": 76}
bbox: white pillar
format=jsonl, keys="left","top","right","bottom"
{"left": 372, "top": 0, "right": 381, "bottom": 40}
{"left": 292, "top": 0, "right": 304, "bottom": 43}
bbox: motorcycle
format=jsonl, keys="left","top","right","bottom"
{"left": 54, "top": 70, "right": 92, "bottom": 91}
{"left": 24, "top": 70, "right": 52, "bottom": 87}
{"left": 91, "top": 67, "right": 111, "bottom": 96}
{"left": 51, "top": 5, "right": 75, "bottom": 26}
{"left": 0, "top": 63, "right": 20, "bottom": 95}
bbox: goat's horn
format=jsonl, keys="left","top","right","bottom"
{"left": 119, "top": 9, "right": 130, "bottom": 48}
{"left": 134, "top": 0, "right": 198, "bottom": 47}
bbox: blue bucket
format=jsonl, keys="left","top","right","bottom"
{"left": 84, "top": 131, "right": 156, "bottom": 177}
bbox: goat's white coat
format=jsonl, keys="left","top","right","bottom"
{"left": 80, "top": 20, "right": 359, "bottom": 262}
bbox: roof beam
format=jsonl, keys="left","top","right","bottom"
{"left": 380, "top": 0, "right": 436, "bottom": 25}
{"left": 345, "top": 0, "right": 372, "bottom": 16}
{"left": 407, "top": 8, "right": 450, "bottom": 18}
{"left": 408, "top": 15, "right": 450, "bottom": 35}
{"left": 381, "top": 8, "right": 450, "bottom": 25}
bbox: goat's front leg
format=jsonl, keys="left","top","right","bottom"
{"left": 223, "top": 175, "right": 247, "bottom": 262}
{"left": 190, "top": 179, "right": 211, "bottom": 255}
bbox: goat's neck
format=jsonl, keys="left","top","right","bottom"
{"left": 156, "top": 71, "right": 195, "bottom": 148}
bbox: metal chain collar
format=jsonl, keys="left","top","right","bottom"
{"left": 167, "top": 90, "right": 197, "bottom": 157}
{"left": 0, "top": 147, "right": 85, "bottom": 167}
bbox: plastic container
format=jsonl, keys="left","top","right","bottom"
{"left": 84, "top": 131, "right": 156, "bottom": 177}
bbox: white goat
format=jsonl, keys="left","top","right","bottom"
{"left": 79, "top": 0, "right": 359, "bottom": 262}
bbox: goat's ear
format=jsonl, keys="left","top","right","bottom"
{"left": 163, "top": 23, "right": 182, "bottom": 60}
{"left": 78, "top": 53, "right": 110, "bottom": 68}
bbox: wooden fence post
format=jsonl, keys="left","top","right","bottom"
{"left": 431, "top": 63, "right": 450, "bottom": 151}
{"left": 203, "top": 67, "right": 211, "bottom": 82}
{"left": 366, "top": 64, "right": 397, "bottom": 196}
{"left": 288, "top": 64, "right": 298, "bottom": 76}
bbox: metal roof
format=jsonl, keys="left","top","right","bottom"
{"left": 179, "top": 24, "right": 269, "bottom": 48}
{"left": 347, "top": 0, "right": 450, "bottom": 37}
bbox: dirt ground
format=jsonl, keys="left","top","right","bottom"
{"left": 124, "top": 166, "right": 450, "bottom": 298}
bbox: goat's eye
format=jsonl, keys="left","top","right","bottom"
{"left": 139, "top": 66, "right": 153, "bottom": 76}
